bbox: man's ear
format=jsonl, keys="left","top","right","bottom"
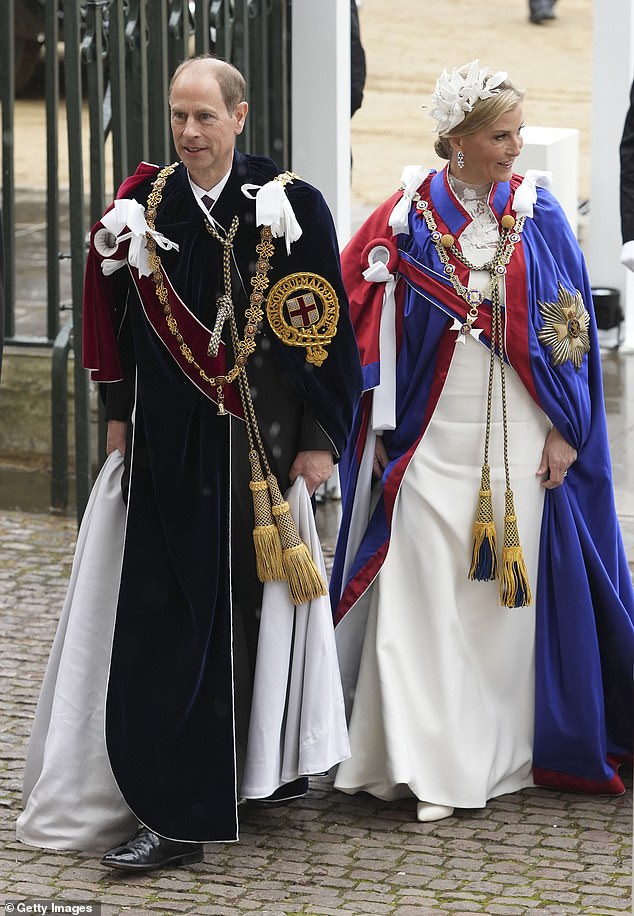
{"left": 234, "top": 101, "right": 249, "bottom": 135}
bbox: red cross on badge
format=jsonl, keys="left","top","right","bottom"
{"left": 286, "top": 293, "right": 319, "bottom": 328}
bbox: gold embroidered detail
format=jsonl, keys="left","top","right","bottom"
{"left": 537, "top": 283, "right": 591, "bottom": 371}
{"left": 266, "top": 272, "right": 339, "bottom": 366}
{"left": 275, "top": 170, "right": 301, "bottom": 188}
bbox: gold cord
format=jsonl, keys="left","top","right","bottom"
{"left": 143, "top": 163, "right": 325, "bottom": 603}
{"left": 144, "top": 163, "right": 275, "bottom": 414}
{"left": 416, "top": 187, "right": 532, "bottom": 606}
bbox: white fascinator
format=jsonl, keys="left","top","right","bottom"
{"left": 428, "top": 59, "right": 508, "bottom": 136}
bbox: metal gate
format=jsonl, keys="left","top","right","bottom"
{"left": 0, "top": 0, "right": 291, "bottom": 517}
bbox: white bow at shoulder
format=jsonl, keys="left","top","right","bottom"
{"left": 388, "top": 165, "right": 432, "bottom": 236}
{"left": 97, "top": 198, "right": 179, "bottom": 277}
{"left": 513, "top": 169, "right": 552, "bottom": 219}
{"left": 242, "top": 179, "right": 303, "bottom": 254}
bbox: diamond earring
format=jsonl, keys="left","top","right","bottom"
{"left": 457, "top": 150, "right": 465, "bottom": 169}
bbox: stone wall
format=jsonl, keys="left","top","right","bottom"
{"left": 0, "top": 347, "right": 97, "bottom": 511}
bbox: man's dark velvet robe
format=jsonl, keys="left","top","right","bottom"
{"left": 82, "top": 154, "right": 362, "bottom": 842}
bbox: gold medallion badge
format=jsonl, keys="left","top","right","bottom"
{"left": 537, "top": 283, "right": 591, "bottom": 371}
{"left": 266, "top": 272, "right": 339, "bottom": 366}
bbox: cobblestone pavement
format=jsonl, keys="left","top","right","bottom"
{"left": 1, "top": 508, "right": 632, "bottom": 916}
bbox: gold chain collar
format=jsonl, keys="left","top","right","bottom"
{"left": 143, "top": 165, "right": 325, "bottom": 604}
{"left": 409, "top": 184, "right": 532, "bottom": 606}
{"left": 143, "top": 162, "right": 277, "bottom": 413}
{"left": 413, "top": 189, "right": 525, "bottom": 338}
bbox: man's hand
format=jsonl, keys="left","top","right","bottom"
{"left": 289, "top": 450, "right": 334, "bottom": 496}
{"left": 536, "top": 427, "right": 577, "bottom": 489}
{"left": 106, "top": 419, "right": 128, "bottom": 457}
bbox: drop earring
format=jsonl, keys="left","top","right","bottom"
{"left": 457, "top": 150, "right": 465, "bottom": 169}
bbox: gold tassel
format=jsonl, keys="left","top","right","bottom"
{"left": 469, "top": 463, "right": 498, "bottom": 582}
{"left": 279, "top": 542, "right": 328, "bottom": 607}
{"left": 248, "top": 450, "right": 284, "bottom": 581}
{"left": 500, "top": 489, "right": 532, "bottom": 608}
{"left": 267, "top": 473, "right": 327, "bottom": 605}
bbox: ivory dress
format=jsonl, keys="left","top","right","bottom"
{"left": 334, "top": 178, "right": 551, "bottom": 809}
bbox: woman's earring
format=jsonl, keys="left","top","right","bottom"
{"left": 457, "top": 150, "right": 465, "bottom": 169}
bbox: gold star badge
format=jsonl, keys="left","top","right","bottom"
{"left": 537, "top": 284, "right": 590, "bottom": 371}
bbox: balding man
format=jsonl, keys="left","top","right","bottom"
{"left": 18, "top": 55, "right": 361, "bottom": 872}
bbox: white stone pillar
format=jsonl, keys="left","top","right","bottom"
{"left": 587, "top": 0, "right": 634, "bottom": 350}
{"left": 291, "top": 0, "right": 351, "bottom": 245}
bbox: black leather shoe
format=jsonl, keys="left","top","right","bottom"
{"left": 100, "top": 826, "right": 204, "bottom": 872}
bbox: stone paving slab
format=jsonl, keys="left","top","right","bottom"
{"left": 0, "top": 508, "right": 632, "bottom": 915}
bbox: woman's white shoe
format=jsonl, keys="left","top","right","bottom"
{"left": 416, "top": 801, "right": 455, "bottom": 822}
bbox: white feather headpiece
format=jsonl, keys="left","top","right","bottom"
{"left": 428, "top": 59, "right": 508, "bottom": 136}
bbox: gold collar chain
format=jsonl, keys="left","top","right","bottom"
{"left": 144, "top": 162, "right": 275, "bottom": 414}
{"left": 406, "top": 187, "right": 532, "bottom": 606}
{"left": 414, "top": 190, "right": 525, "bottom": 337}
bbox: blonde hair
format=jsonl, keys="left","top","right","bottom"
{"left": 169, "top": 55, "right": 246, "bottom": 113}
{"left": 434, "top": 70, "right": 524, "bottom": 161}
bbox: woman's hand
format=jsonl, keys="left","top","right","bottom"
{"left": 373, "top": 436, "right": 389, "bottom": 479}
{"left": 536, "top": 427, "right": 577, "bottom": 489}
{"left": 106, "top": 419, "right": 128, "bottom": 457}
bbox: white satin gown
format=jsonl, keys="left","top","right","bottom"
{"left": 335, "top": 179, "right": 551, "bottom": 810}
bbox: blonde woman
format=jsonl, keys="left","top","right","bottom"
{"left": 331, "top": 61, "right": 634, "bottom": 822}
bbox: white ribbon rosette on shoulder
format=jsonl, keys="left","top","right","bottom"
{"left": 94, "top": 199, "right": 179, "bottom": 277}
{"left": 513, "top": 169, "right": 553, "bottom": 219}
{"left": 388, "top": 165, "right": 432, "bottom": 237}
{"left": 242, "top": 178, "right": 303, "bottom": 254}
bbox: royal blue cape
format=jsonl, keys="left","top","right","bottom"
{"left": 331, "top": 167, "right": 634, "bottom": 794}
